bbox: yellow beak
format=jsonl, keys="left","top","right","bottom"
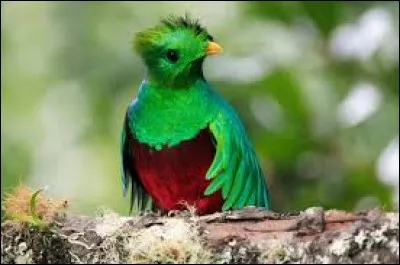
{"left": 206, "top": 41, "right": 223, "bottom": 56}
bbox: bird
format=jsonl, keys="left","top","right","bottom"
{"left": 120, "top": 14, "right": 270, "bottom": 215}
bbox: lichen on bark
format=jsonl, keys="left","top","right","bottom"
{"left": 1, "top": 207, "right": 399, "bottom": 264}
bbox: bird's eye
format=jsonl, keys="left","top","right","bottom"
{"left": 166, "top": 49, "right": 179, "bottom": 63}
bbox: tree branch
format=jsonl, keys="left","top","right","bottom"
{"left": 1, "top": 207, "right": 398, "bottom": 264}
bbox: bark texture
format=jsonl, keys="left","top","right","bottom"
{"left": 1, "top": 207, "right": 399, "bottom": 264}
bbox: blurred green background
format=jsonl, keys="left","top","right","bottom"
{"left": 1, "top": 1, "right": 399, "bottom": 216}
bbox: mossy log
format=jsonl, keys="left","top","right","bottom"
{"left": 1, "top": 207, "right": 399, "bottom": 264}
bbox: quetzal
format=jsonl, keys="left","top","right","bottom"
{"left": 121, "top": 14, "right": 270, "bottom": 215}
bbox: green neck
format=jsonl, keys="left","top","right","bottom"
{"left": 144, "top": 57, "right": 205, "bottom": 89}
{"left": 128, "top": 78, "right": 219, "bottom": 150}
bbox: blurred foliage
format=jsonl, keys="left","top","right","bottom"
{"left": 1, "top": 1, "right": 399, "bottom": 216}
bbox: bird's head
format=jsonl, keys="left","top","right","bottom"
{"left": 133, "top": 14, "right": 222, "bottom": 88}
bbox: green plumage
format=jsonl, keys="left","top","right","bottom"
{"left": 128, "top": 80, "right": 218, "bottom": 150}
{"left": 121, "top": 14, "right": 270, "bottom": 214}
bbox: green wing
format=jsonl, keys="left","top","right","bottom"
{"left": 204, "top": 106, "right": 270, "bottom": 211}
{"left": 121, "top": 108, "right": 155, "bottom": 215}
